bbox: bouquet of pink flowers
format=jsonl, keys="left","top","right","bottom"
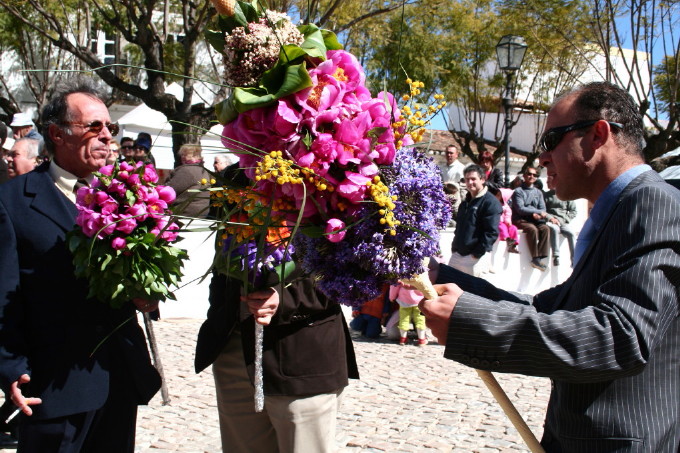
{"left": 68, "top": 161, "right": 188, "bottom": 308}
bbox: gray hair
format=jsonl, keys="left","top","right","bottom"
{"left": 14, "top": 138, "right": 40, "bottom": 159}
{"left": 41, "top": 76, "right": 106, "bottom": 156}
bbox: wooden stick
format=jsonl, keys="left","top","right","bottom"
{"left": 475, "top": 369, "right": 545, "bottom": 453}
{"left": 143, "top": 313, "right": 171, "bottom": 405}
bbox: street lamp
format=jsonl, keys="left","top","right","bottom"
{"left": 495, "top": 35, "right": 527, "bottom": 187}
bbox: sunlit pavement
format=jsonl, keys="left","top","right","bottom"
{"left": 129, "top": 318, "right": 549, "bottom": 453}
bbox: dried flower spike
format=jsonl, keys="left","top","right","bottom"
{"left": 210, "top": 0, "right": 235, "bottom": 16}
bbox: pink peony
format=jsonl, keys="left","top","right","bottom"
{"left": 111, "top": 237, "right": 127, "bottom": 250}
{"left": 114, "top": 214, "right": 138, "bottom": 235}
{"left": 99, "top": 165, "right": 114, "bottom": 176}
{"left": 126, "top": 202, "right": 148, "bottom": 222}
{"left": 324, "top": 218, "right": 346, "bottom": 243}
{"left": 337, "top": 172, "right": 371, "bottom": 204}
{"left": 156, "top": 185, "right": 176, "bottom": 204}
{"left": 142, "top": 165, "right": 159, "bottom": 183}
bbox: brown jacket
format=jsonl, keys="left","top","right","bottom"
{"left": 195, "top": 267, "right": 359, "bottom": 396}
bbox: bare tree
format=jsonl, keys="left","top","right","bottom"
{"left": 590, "top": 0, "right": 680, "bottom": 164}
{"left": 0, "top": 0, "right": 220, "bottom": 165}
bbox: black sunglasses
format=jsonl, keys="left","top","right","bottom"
{"left": 63, "top": 120, "right": 120, "bottom": 136}
{"left": 539, "top": 120, "right": 623, "bottom": 152}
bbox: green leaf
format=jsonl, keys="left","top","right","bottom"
{"left": 321, "top": 29, "right": 343, "bottom": 50}
{"left": 100, "top": 253, "right": 113, "bottom": 271}
{"left": 367, "top": 126, "right": 388, "bottom": 139}
{"left": 299, "top": 225, "right": 325, "bottom": 237}
{"left": 298, "top": 24, "right": 328, "bottom": 58}
{"left": 216, "top": 96, "right": 239, "bottom": 124}
{"left": 273, "top": 260, "right": 296, "bottom": 283}
{"left": 233, "top": 63, "right": 312, "bottom": 113}
{"left": 204, "top": 29, "right": 225, "bottom": 54}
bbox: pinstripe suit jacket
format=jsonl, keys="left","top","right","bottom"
{"left": 438, "top": 170, "right": 680, "bottom": 452}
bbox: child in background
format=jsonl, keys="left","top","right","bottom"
{"left": 443, "top": 182, "right": 460, "bottom": 228}
{"left": 389, "top": 283, "right": 427, "bottom": 346}
{"left": 350, "top": 285, "right": 390, "bottom": 339}
{"left": 494, "top": 187, "right": 520, "bottom": 253}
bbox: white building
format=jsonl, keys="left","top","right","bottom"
{"left": 447, "top": 46, "right": 652, "bottom": 155}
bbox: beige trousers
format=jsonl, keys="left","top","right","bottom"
{"left": 212, "top": 327, "right": 344, "bottom": 453}
{"left": 448, "top": 251, "right": 490, "bottom": 276}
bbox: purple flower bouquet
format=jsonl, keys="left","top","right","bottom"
{"left": 68, "top": 161, "right": 188, "bottom": 308}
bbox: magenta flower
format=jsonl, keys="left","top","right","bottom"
{"left": 120, "top": 161, "right": 135, "bottom": 172}
{"left": 156, "top": 185, "right": 176, "bottom": 204}
{"left": 325, "top": 218, "right": 346, "bottom": 243}
{"left": 114, "top": 214, "right": 138, "bottom": 235}
{"left": 99, "top": 165, "right": 114, "bottom": 176}
{"left": 337, "top": 172, "right": 371, "bottom": 204}
{"left": 111, "top": 237, "right": 127, "bottom": 250}
{"left": 142, "top": 165, "right": 159, "bottom": 183}
{"left": 96, "top": 193, "right": 119, "bottom": 216}
{"left": 127, "top": 202, "right": 148, "bottom": 222}
{"left": 151, "top": 217, "right": 179, "bottom": 242}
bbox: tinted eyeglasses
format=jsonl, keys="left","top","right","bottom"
{"left": 539, "top": 120, "right": 623, "bottom": 152}
{"left": 525, "top": 172, "right": 538, "bottom": 177}
{"left": 63, "top": 120, "right": 120, "bottom": 136}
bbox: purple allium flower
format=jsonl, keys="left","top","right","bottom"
{"left": 222, "top": 236, "right": 295, "bottom": 288}
{"left": 294, "top": 146, "right": 451, "bottom": 308}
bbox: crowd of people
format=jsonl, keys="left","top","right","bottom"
{"left": 0, "top": 79, "right": 678, "bottom": 453}
{"left": 438, "top": 146, "right": 578, "bottom": 275}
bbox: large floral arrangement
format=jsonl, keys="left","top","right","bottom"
{"left": 206, "top": 0, "right": 450, "bottom": 307}
{"left": 68, "top": 161, "right": 188, "bottom": 308}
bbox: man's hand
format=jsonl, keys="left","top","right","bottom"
{"left": 243, "top": 288, "right": 279, "bottom": 326}
{"left": 549, "top": 217, "right": 560, "bottom": 225}
{"left": 132, "top": 298, "right": 159, "bottom": 313}
{"left": 418, "top": 283, "right": 463, "bottom": 345}
{"left": 10, "top": 374, "right": 42, "bottom": 417}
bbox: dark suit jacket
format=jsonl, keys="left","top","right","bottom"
{"left": 195, "top": 268, "right": 359, "bottom": 396}
{"left": 0, "top": 162, "right": 160, "bottom": 420}
{"left": 438, "top": 170, "right": 680, "bottom": 452}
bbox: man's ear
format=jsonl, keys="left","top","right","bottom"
{"left": 590, "top": 120, "right": 612, "bottom": 150}
{"left": 48, "top": 123, "right": 65, "bottom": 146}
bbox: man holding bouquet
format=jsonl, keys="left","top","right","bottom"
{"left": 0, "top": 77, "right": 161, "bottom": 452}
{"left": 420, "top": 82, "right": 680, "bottom": 452}
{"left": 195, "top": 166, "right": 359, "bottom": 453}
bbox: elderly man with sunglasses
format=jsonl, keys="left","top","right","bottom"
{"left": 0, "top": 77, "right": 160, "bottom": 452}
{"left": 420, "top": 81, "right": 680, "bottom": 452}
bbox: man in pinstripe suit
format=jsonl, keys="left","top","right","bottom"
{"left": 420, "top": 82, "right": 680, "bottom": 452}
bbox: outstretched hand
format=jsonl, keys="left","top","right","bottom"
{"left": 243, "top": 288, "right": 280, "bottom": 326}
{"left": 418, "top": 283, "right": 463, "bottom": 345}
{"left": 10, "top": 374, "right": 42, "bottom": 417}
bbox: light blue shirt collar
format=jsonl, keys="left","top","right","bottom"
{"left": 588, "top": 164, "right": 651, "bottom": 230}
{"left": 572, "top": 164, "right": 650, "bottom": 267}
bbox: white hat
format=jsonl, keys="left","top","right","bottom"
{"left": 10, "top": 112, "right": 34, "bottom": 128}
{"left": 3, "top": 137, "right": 15, "bottom": 150}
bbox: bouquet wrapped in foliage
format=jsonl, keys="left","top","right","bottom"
{"left": 206, "top": 0, "right": 450, "bottom": 307}
{"left": 67, "top": 161, "right": 188, "bottom": 308}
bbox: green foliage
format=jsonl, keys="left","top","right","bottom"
{"left": 68, "top": 223, "right": 188, "bottom": 309}
{"left": 213, "top": 21, "right": 341, "bottom": 123}
{"left": 654, "top": 55, "right": 679, "bottom": 116}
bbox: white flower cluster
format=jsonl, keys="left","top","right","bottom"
{"left": 224, "top": 11, "right": 304, "bottom": 87}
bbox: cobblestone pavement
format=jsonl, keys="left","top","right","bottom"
{"left": 2, "top": 318, "right": 550, "bottom": 453}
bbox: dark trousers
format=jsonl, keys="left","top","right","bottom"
{"left": 516, "top": 220, "right": 550, "bottom": 259}
{"left": 17, "top": 368, "right": 138, "bottom": 453}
